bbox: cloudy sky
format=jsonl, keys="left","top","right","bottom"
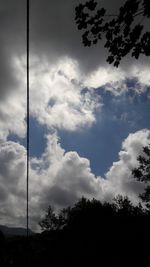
{"left": 0, "top": 0, "right": 150, "bottom": 231}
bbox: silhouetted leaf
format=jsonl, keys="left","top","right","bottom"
{"left": 85, "top": 0, "right": 97, "bottom": 11}
{"left": 75, "top": 0, "right": 150, "bottom": 66}
{"left": 106, "top": 55, "right": 114, "bottom": 64}
{"left": 143, "top": 0, "right": 150, "bottom": 17}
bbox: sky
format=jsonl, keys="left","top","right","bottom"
{"left": 0, "top": 0, "right": 150, "bottom": 231}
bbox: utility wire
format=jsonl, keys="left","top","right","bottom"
{"left": 26, "top": 0, "right": 30, "bottom": 238}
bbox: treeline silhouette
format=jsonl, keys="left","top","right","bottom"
{"left": 0, "top": 195, "right": 150, "bottom": 266}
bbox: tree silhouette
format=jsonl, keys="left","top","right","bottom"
{"left": 114, "top": 194, "right": 144, "bottom": 216}
{"left": 39, "top": 196, "right": 146, "bottom": 238}
{"left": 114, "top": 195, "right": 133, "bottom": 214}
{"left": 39, "top": 205, "right": 71, "bottom": 231}
{"left": 132, "top": 145, "right": 150, "bottom": 208}
{"left": 39, "top": 206, "right": 58, "bottom": 231}
{"left": 75, "top": 0, "right": 150, "bottom": 67}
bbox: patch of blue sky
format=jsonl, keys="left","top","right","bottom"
{"left": 28, "top": 116, "right": 48, "bottom": 158}
{"left": 8, "top": 81, "right": 150, "bottom": 177}
{"left": 59, "top": 85, "right": 150, "bottom": 177}
{"left": 8, "top": 116, "right": 48, "bottom": 158}
{"left": 7, "top": 133, "right": 26, "bottom": 147}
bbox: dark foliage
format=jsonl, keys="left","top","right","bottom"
{"left": 0, "top": 230, "right": 5, "bottom": 245}
{"left": 39, "top": 196, "right": 147, "bottom": 238}
{"left": 39, "top": 205, "right": 70, "bottom": 231}
{"left": 75, "top": 0, "right": 150, "bottom": 66}
{"left": 1, "top": 196, "right": 150, "bottom": 266}
{"left": 132, "top": 144, "right": 150, "bottom": 208}
{"left": 39, "top": 206, "right": 58, "bottom": 230}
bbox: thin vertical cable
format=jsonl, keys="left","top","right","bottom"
{"left": 26, "top": 0, "right": 29, "bottom": 238}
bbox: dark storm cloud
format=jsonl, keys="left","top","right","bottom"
{"left": 30, "top": 0, "right": 108, "bottom": 72}
{"left": 30, "top": 0, "right": 150, "bottom": 73}
{"left": 0, "top": 0, "right": 149, "bottom": 98}
{"left": 0, "top": 0, "right": 149, "bottom": 97}
{"left": 0, "top": 185, "right": 7, "bottom": 201}
{"left": 41, "top": 185, "right": 78, "bottom": 208}
{"left": 0, "top": 0, "right": 26, "bottom": 100}
{"left": 0, "top": 49, "right": 16, "bottom": 99}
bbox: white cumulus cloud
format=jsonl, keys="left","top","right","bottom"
{"left": 0, "top": 129, "right": 149, "bottom": 230}
{"left": 30, "top": 56, "right": 102, "bottom": 131}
